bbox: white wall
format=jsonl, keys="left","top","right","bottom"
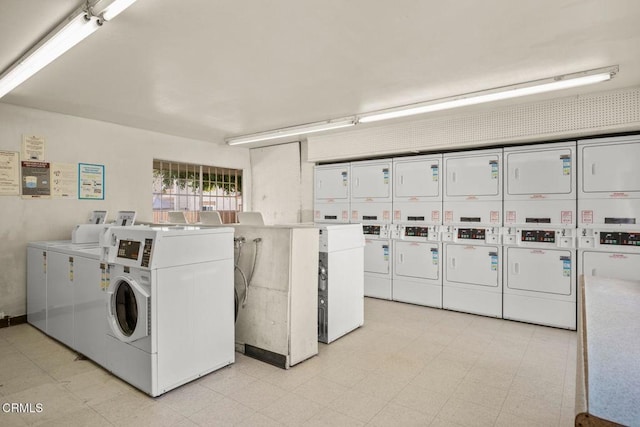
{"left": 0, "top": 103, "right": 251, "bottom": 317}
{"left": 250, "top": 142, "right": 301, "bottom": 224}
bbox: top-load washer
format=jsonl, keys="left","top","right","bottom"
{"left": 504, "top": 141, "right": 576, "bottom": 227}
{"left": 350, "top": 159, "right": 393, "bottom": 224}
{"left": 578, "top": 135, "right": 640, "bottom": 228}
{"left": 443, "top": 148, "right": 503, "bottom": 227}
{"left": 317, "top": 224, "right": 364, "bottom": 343}
{"left": 314, "top": 163, "right": 351, "bottom": 223}
{"left": 103, "top": 226, "right": 235, "bottom": 397}
{"left": 392, "top": 154, "right": 442, "bottom": 225}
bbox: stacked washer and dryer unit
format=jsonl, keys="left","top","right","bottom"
{"left": 502, "top": 142, "right": 578, "bottom": 329}
{"left": 577, "top": 136, "right": 640, "bottom": 282}
{"left": 392, "top": 155, "right": 443, "bottom": 308}
{"left": 442, "top": 149, "right": 504, "bottom": 318}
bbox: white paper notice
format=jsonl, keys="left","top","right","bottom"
{"left": 0, "top": 151, "right": 20, "bottom": 195}
{"left": 22, "top": 135, "right": 45, "bottom": 161}
{"left": 78, "top": 163, "right": 105, "bottom": 200}
{"left": 51, "top": 163, "right": 78, "bottom": 199}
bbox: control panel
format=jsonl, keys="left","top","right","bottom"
{"left": 362, "top": 224, "right": 392, "bottom": 238}
{"left": 397, "top": 225, "right": 439, "bottom": 242}
{"left": 599, "top": 231, "right": 640, "bottom": 246}
{"left": 117, "top": 240, "right": 141, "bottom": 260}
{"left": 458, "top": 228, "right": 486, "bottom": 240}
{"left": 521, "top": 230, "right": 556, "bottom": 243}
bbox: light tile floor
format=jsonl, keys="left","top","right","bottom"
{"left": 0, "top": 298, "right": 577, "bottom": 426}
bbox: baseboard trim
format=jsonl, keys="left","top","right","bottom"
{"left": 0, "top": 315, "right": 27, "bottom": 329}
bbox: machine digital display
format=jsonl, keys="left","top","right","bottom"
{"left": 521, "top": 230, "right": 556, "bottom": 243}
{"left": 525, "top": 217, "right": 551, "bottom": 224}
{"left": 407, "top": 216, "right": 425, "bottom": 221}
{"left": 362, "top": 215, "right": 378, "bottom": 221}
{"left": 362, "top": 225, "right": 381, "bottom": 235}
{"left": 458, "top": 228, "right": 485, "bottom": 240}
{"left": 117, "top": 240, "right": 141, "bottom": 260}
{"left": 404, "top": 226, "right": 430, "bottom": 237}
{"left": 599, "top": 232, "right": 640, "bottom": 246}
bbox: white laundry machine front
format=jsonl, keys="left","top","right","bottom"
{"left": 351, "top": 159, "right": 393, "bottom": 223}
{"left": 578, "top": 136, "right": 640, "bottom": 228}
{"left": 103, "top": 226, "right": 235, "bottom": 397}
{"left": 442, "top": 226, "right": 502, "bottom": 317}
{"left": 578, "top": 229, "right": 640, "bottom": 281}
{"left": 392, "top": 154, "right": 442, "bottom": 224}
{"left": 317, "top": 224, "right": 364, "bottom": 343}
{"left": 314, "top": 163, "right": 350, "bottom": 223}
{"left": 504, "top": 141, "right": 576, "bottom": 227}
{"left": 443, "top": 148, "right": 503, "bottom": 227}
{"left": 362, "top": 224, "right": 393, "bottom": 300}
{"left": 503, "top": 227, "right": 577, "bottom": 329}
{"left": 392, "top": 225, "right": 442, "bottom": 308}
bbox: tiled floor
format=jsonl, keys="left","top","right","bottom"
{"left": 0, "top": 298, "right": 577, "bottom": 426}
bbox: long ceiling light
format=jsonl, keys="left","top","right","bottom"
{"left": 0, "top": 0, "right": 137, "bottom": 99}
{"left": 358, "top": 66, "right": 617, "bottom": 123}
{"left": 226, "top": 118, "right": 356, "bottom": 146}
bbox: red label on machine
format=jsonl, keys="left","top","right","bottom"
{"left": 383, "top": 210, "right": 390, "bottom": 221}
{"left": 432, "top": 210, "right": 440, "bottom": 222}
{"left": 365, "top": 198, "right": 374, "bottom": 202}
{"left": 409, "top": 197, "right": 419, "bottom": 201}
{"left": 610, "top": 254, "right": 627, "bottom": 259}
{"left": 581, "top": 210, "right": 593, "bottom": 224}
{"left": 315, "top": 210, "right": 320, "bottom": 219}
{"left": 610, "top": 192, "right": 629, "bottom": 198}
{"left": 561, "top": 211, "right": 573, "bottom": 224}
{"left": 444, "top": 211, "right": 453, "bottom": 223}
{"left": 490, "top": 211, "right": 499, "bottom": 223}
{"left": 342, "top": 210, "right": 348, "bottom": 220}
{"left": 352, "top": 210, "right": 358, "bottom": 220}
{"left": 505, "top": 211, "right": 516, "bottom": 223}
{"left": 530, "top": 194, "right": 546, "bottom": 199}
{"left": 327, "top": 198, "right": 334, "bottom": 203}
{"left": 466, "top": 196, "right": 478, "bottom": 200}
{"left": 394, "top": 210, "right": 401, "bottom": 220}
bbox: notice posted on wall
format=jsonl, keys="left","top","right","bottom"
{"left": 51, "top": 163, "right": 78, "bottom": 199}
{"left": 21, "top": 161, "right": 51, "bottom": 198}
{"left": 0, "top": 151, "right": 20, "bottom": 196}
{"left": 78, "top": 163, "right": 104, "bottom": 200}
{"left": 22, "top": 135, "right": 45, "bottom": 161}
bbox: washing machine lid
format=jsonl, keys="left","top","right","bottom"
{"left": 107, "top": 276, "right": 149, "bottom": 343}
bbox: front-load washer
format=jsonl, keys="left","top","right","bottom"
{"left": 392, "top": 225, "right": 442, "bottom": 308}
{"left": 578, "top": 228, "right": 640, "bottom": 282}
{"left": 362, "top": 224, "right": 394, "bottom": 299}
{"left": 104, "top": 226, "right": 235, "bottom": 397}
{"left": 442, "top": 226, "right": 502, "bottom": 317}
{"left": 503, "top": 227, "right": 577, "bottom": 329}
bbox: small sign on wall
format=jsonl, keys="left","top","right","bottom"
{"left": 0, "top": 150, "right": 20, "bottom": 196}
{"left": 78, "top": 163, "right": 105, "bottom": 200}
{"left": 51, "top": 163, "right": 78, "bottom": 199}
{"left": 22, "top": 135, "right": 45, "bottom": 161}
{"left": 21, "top": 161, "right": 51, "bottom": 198}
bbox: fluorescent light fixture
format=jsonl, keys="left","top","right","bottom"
{"left": 358, "top": 66, "right": 618, "bottom": 123}
{"left": 226, "top": 118, "right": 356, "bottom": 145}
{"left": 0, "top": 11, "right": 100, "bottom": 99}
{"left": 101, "top": 0, "right": 138, "bottom": 21}
{"left": 0, "top": 0, "right": 138, "bottom": 99}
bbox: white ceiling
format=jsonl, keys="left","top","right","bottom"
{"left": 1, "top": 0, "right": 640, "bottom": 145}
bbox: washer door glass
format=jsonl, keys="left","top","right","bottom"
{"left": 114, "top": 281, "right": 138, "bottom": 336}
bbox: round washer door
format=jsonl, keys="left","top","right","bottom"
{"left": 107, "top": 276, "right": 149, "bottom": 343}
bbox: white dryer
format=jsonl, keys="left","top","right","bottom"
{"left": 363, "top": 224, "right": 393, "bottom": 300}
{"left": 442, "top": 226, "right": 502, "bottom": 317}
{"left": 103, "top": 226, "right": 235, "bottom": 397}
{"left": 314, "top": 163, "right": 350, "bottom": 223}
{"left": 393, "top": 225, "right": 442, "bottom": 308}
{"left": 503, "top": 227, "right": 577, "bottom": 329}
{"left": 351, "top": 159, "right": 393, "bottom": 223}
{"left": 392, "top": 155, "right": 442, "bottom": 225}
{"left": 443, "top": 148, "right": 503, "bottom": 227}
{"left": 578, "top": 136, "right": 640, "bottom": 228}
{"left": 504, "top": 141, "right": 576, "bottom": 227}
{"left": 317, "top": 224, "right": 364, "bottom": 343}
{"left": 578, "top": 229, "right": 640, "bottom": 282}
